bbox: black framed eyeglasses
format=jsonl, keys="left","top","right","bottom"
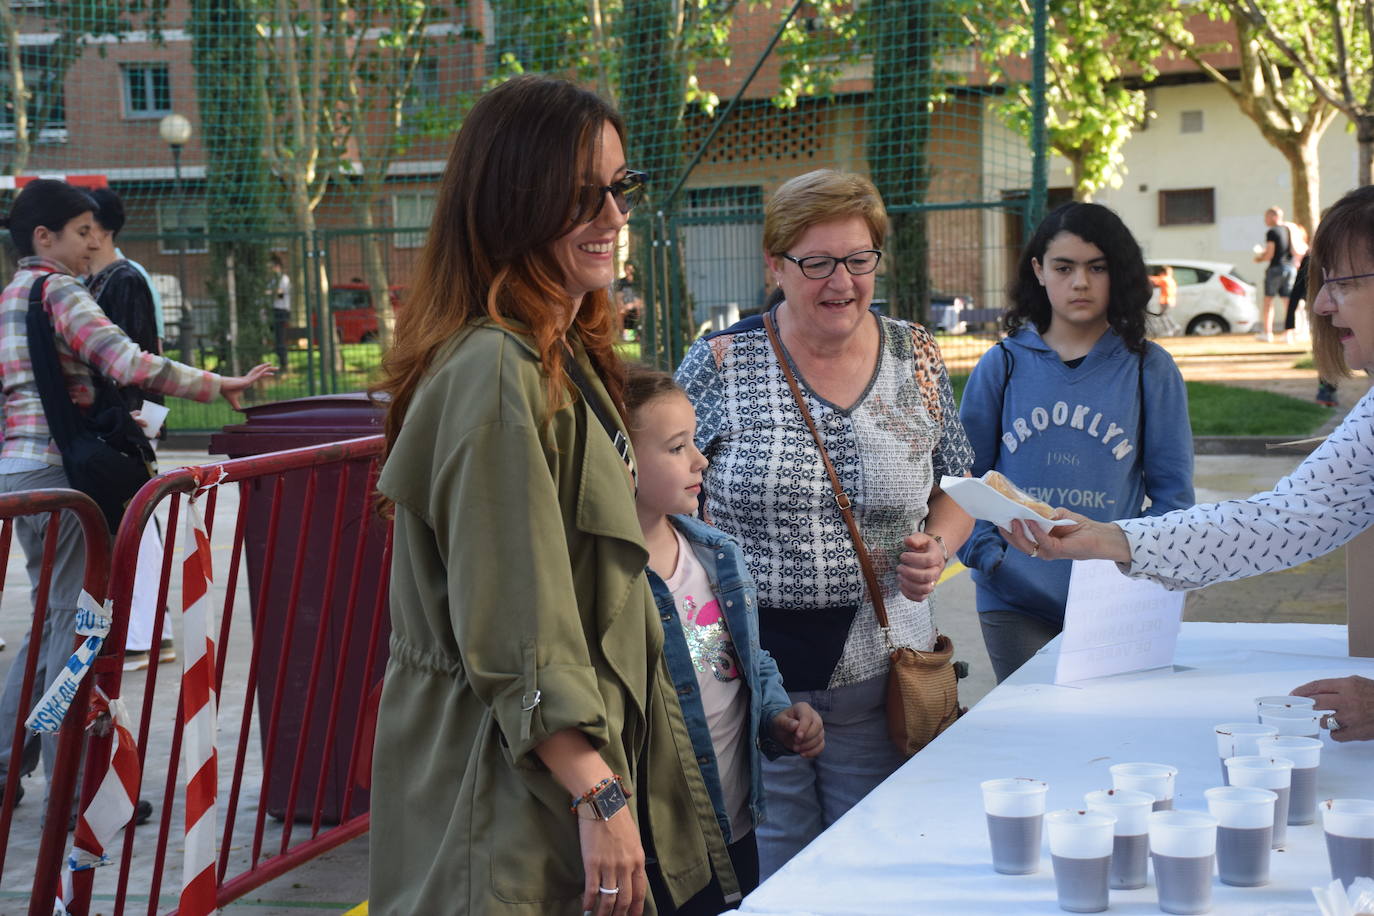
{"left": 782, "top": 249, "right": 883, "bottom": 280}
{"left": 1321, "top": 269, "right": 1374, "bottom": 285}
{"left": 573, "top": 170, "right": 649, "bottom": 224}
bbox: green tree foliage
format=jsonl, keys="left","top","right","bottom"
{"left": 1, "top": 0, "right": 162, "bottom": 177}
{"left": 1161, "top": 2, "right": 1336, "bottom": 234}
{"left": 963, "top": 0, "right": 1167, "bottom": 202}
{"left": 191, "top": 0, "right": 275, "bottom": 375}
{"left": 768, "top": 0, "right": 966, "bottom": 324}
{"left": 1235, "top": 0, "right": 1374, "bottom": 187}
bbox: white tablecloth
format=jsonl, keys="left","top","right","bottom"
{"left": 730, "top": 622, "right": 1373, "bottom": 915}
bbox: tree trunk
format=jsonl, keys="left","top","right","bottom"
{"left": 1276, "top": 135, "right": 1321, "bottom": 236}
{"left": 866, "top": 0, "right": 933, "bottom": 325}
{"left": 0, "top": 0, "right": 30, "bottom": 177}
{"left": 191, "top": 0, "right": 273, "bottom": 374}
{"left": 1358, "top": 115, "right": 1374, "bottom": 189}
{"left": 358, "top": 200, "right": 394, "bottom": 349}
{"left": 1068, "top": 152, "right": 1093, "bottom": 202}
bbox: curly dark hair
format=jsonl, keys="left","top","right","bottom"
{"left": 1004, "top": 201, "right": 1151, "bottom": 353}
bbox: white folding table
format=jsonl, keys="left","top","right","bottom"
{"left": 729, "top": 622, "right": 1373, "bottom": 915}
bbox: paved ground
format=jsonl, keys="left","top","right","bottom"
{"left": 0, "top": 332, "right": 1363, "bottom": 914}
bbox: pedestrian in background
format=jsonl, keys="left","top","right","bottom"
{"left": 0, "top": 179, "right": 272, "bottom": 808}
{"left": 268, "top": 253, "right": 291, "bottom": 372}
{"left": 85, "top": 187, "right": 176, "bottom": 673}
{"left": 1254, "top": 205, "right": 1296, "bottom": 342}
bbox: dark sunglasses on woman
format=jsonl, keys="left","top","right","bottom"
{"left": 574, "top": 170, "right": 649, "bottom": 223}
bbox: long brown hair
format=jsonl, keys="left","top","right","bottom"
{"left": 375, "top": 75, "right": 628, "bottom": 450}
{"left": 1308, "top": 186, "right": 1374, "bottom": 380}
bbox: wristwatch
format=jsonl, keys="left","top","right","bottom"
{"left": 573, "top": 777, "right": 628, "bottom": 821}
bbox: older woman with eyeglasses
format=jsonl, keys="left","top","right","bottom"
{"left": 1002, "top": 184, "right": 1374, "bottom": 745}
{"left": 676, "top": 169, "right": 975, "bottom": 878}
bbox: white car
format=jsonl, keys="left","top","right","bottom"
{"left": 1145, "top": 259, "right": 1259, "bottom": 336}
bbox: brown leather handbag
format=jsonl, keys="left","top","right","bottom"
{"left": 763, "top": 311, "right": 964, "bottom": 756}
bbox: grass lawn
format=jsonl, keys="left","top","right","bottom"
{"left": 949, "top": 375, "right": 1328, "bottom": 438}
{"left": 167, "top": 343, "right": 1330, "bottom": 439}
{"left": 1183, "top": 380, "right": 1331, "bottom": 437}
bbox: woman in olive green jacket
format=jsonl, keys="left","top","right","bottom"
{"left": 370, "top": 76, "right": 734, "bottom": 915}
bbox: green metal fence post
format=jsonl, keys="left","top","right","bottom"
{"left": 1028, "top": 0, "right": 1049, "bottom": 235}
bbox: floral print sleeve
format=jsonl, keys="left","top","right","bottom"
{"left": 909, "top": 325, "right": 973, "bottom": 480}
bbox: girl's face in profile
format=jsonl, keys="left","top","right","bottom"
{"left": 1313, "top": 246, "right": 1374, "bottom": 373}
{"left": 37, "top": 211, "right": 100, "bottom": 275}
{"left": 630, "top": 391, "right": 707, "bottom": 520}
{"left": 1032, "top": 231, "right": 1111, "bottom": 332}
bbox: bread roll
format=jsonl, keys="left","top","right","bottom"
{"left": 982, "top": 470, "right": 1054, "bottom": 519}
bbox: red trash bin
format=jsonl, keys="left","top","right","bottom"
{"left": 210, "top": 393, "right": 389, "bottom": 824}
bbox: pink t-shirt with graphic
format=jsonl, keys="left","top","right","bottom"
{"left": 663, "top": 527, "right": 752, "bottom": 840}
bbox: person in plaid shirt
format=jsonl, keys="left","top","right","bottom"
{"left": 0, "top": 179, "right": 273, "bottom": 809}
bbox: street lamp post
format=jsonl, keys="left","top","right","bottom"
{"left": 158, "top": 113, "right": 194, "bottom": 361}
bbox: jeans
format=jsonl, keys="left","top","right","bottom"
{"left": 979, "top": 610, "right": 1062, "bottom": 684}
{"left": 756, "top": 675, "right": 906, "bottom": 880}
{"left": 0, "top": 465, "right": 87, "bottom": 791}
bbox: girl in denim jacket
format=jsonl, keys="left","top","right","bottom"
{"left": 626, "top": 365, "right": 824, "bottom": 915}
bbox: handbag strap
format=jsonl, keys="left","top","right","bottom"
{"left": 762, "top": 310, "right": 895, "bottom": 637}
{"left": 24, "top": 273, "right": 86, "bottom": 454}
{"left": 562, "top": 345, "right": 637, "bottom": 488}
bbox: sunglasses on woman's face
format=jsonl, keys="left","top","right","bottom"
{"left": 573, "top": 170, "right": 649, "bottom": 224}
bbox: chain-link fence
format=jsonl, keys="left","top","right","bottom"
{"left": 3, "top": 0, "right": 1048, "bottom": 430}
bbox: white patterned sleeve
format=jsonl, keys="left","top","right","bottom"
{"left": 1119, "top": 388, "right": 1374, "bottom": 590}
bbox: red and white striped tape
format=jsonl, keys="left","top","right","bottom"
{"left": 179, "top": 476, "right": 220, "bottom": 915}
{"left": 53, "top": 686, "right": 139, "bottom": 915}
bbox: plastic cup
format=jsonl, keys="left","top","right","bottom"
{"left": 1204, "top": 786, "right": 1276, "bottom": 887}
{"left": 1084, "top": 788, "right": 1153, "bottom": 890}
{"left": 1259, "top": 705, "right": 1333, "bottom": 738}
{"left": 1225, "top": 755, "right": 1294, "bottom": 848}
{"left": 1322, "top": 798, "right": 1374, "bottom": 888}
{"left": 1255, "top": 694, "right": 1316, "bottom": 723}
{"left": 1110, "top": 762, "right": 1177, "bottom": 811}
{"left": 1149, "top": 810, "right": 1218, "bottom": 915}
{"left": 1047, "top": 809, "right": 1116, "bottom": 913}
{"left": 1256, "top": 735, "right": 1321, "bottom": 825}
{"left": 1213, "top": 723, "right": 1278, "bottom": 784}
{"left": 982, "top": 778, "right": 1049, "bottom": 875}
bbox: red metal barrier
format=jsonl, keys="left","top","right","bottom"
{"left": 0, "top": 489, "right": 111, "bottom": 913}
{"left": 48, "top": 434, "right": 389, "bottom": 916}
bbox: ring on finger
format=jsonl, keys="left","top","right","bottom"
{"left": 1324, "top": 713, "right": 1343, "bottom": 732}
{"left": 1030, "top": 544, "right": 1040, "bottom": 558}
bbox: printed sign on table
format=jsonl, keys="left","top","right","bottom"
{"left": 1055, "top": 559, "right": 1186, "bottom": 685}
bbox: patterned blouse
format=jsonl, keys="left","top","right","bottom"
{"left": 1121, "top": 385, "right": 1374, "bottom": 590}
{"left": 676, "top": 308, "right": 974, "bottom": 689}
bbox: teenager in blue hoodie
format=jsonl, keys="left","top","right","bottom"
{"left": 957, "top": 202, "right": 1195, "bottom": 682}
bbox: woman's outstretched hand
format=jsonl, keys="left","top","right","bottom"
{"left": 219, "top": 363, "right": 277, "bottom": 410}
{"left": 998, "top": 510, "right": 1133, "bottom": 565}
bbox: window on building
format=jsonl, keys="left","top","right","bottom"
{"left": 392, "top": 192, "right": 436, "bottom": 248}
{"left": 123, "top": 64, "right": 171, "bottom": 119}
{"left": 1158, "top": 188, "right": 1215, "bottom": 226}
{"left": 157, "top": 200, "right": 209, "bottom": 254}
{"left": 1180, "top": 110, "right": 1204, "bottom": 133}
{"left": 0, "top": 44, "right": 65, "bottom": 134}
{"left": 403, "top": 58, "right": 440, "bottom": 116}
